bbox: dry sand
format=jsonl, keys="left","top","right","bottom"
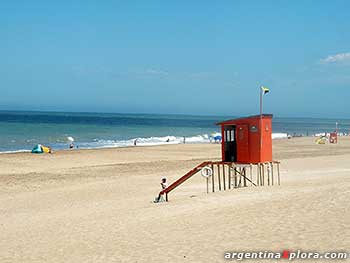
{"left": 0, "top": 138, "right": 349, "bottom": 262}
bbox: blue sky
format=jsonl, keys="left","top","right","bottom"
{"left": 1, "top": 1, "right": 349, "bottom": 117}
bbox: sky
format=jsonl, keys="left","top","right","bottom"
{"left": 1, "top": 1, "right": 350, "bottom": 118}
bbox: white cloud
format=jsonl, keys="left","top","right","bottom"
{"left": 320, "top": 52, "right": 350, "bottom": 64}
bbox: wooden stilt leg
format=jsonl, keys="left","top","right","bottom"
{"left": 228, "top": 165, "right": 231, "bottom": 189}
{"left": 243, "top": 168, "right": 247, "bottom": 187}
{"left": 271, "top": 162, "right": 274, "bottom": 186}
{"left": 211, "top": 164, "right": 215, "bottom": 192}
{"left": 223, "top": 165, "right": 226, "bottom": 191}
{"left": 218, "top": 164, "right": 221, "bottom": 191}
{"left": 277, "top": 162, "right": 280, "bottom": 185}
{"left": 206, "top": 177, "right": 209, "bottom": 194}
{"left": 238, "top": 167, "right": 242, "bottom": 187}
{"left": 250, "top": 164, "right": 253, "bottom": 186}
{"left": 234, "top": 167, "right": 237, "bottom": 188}
{"left": 267, "top": 163, "right": 270, "bottom": 186}
{"left": 262, "top": 164, "right": 265, "bottom": 186}
{"left": 257, "top": 164, "right": 260, "bottom": 186}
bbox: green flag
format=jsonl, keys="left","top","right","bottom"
{"left": 261, "top": 86, "right": 269, "bottom": 95}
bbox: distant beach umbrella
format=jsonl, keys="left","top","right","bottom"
{"left": 67, "top": 136, "right": 75, "bottom": 142}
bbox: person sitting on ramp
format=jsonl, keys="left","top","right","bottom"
{"left": 154, "top": 177, "right": 168, "bottom": 203}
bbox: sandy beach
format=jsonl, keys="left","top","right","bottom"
{"left": 0, "top": 137, "right": 349, "bottom": 262}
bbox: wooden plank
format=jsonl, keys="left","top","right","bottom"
{"left": 211, "top": 164, "right": 215, "bottom": 192}
{"left": 223, "top": 165, "right": 226, "bottom": 190}
{"left": 250, "top": 164, "right": 253, "bottom": 186}
{"left": 271, "top": 162, "right": 274, "bottom": 186}
{"left": 238, "top": 167, "right": 242, "bottom": 187}
{"left": 243, "top": 168, "right": 247, "bottom": 187}
{"left": 206, "top": 177, "right": 209, "bottom": 194}
{"left": 228, "top": 165, "right": 231, "bottom": 189}
{"left": 234, "top": 167, "right": 238, "bottom": 188}
{"left": 262, "top": 164, "right": 265, "bottom": 186}
{"left": 217, "top": 164, "right": 221, "bottom": 191}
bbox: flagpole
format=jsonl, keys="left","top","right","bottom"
{"left": 336, "top": 122, "right": 338, "bottom": 133}
{"left": 260, "top": 86, "right": 263, "bottom": 155}
{"left": 260, "top": 86, "right": 263, "bottom": 119}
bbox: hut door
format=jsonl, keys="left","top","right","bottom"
{"left": 224, "top": 125, "right": 236, "bottom": 162}
{"left": 236, "top": 124, "right": 250, "bottom": 162}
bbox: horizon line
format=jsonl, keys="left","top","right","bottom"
{"left": 0, "top": 109, "right": 349, "bottom": 121}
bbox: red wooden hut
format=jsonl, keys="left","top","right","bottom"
{"left": 216, "top": 114, "right": 273, "bottom": 164}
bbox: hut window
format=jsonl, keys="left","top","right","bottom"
{"left": 250, "top": 125, "right": 258, "bottom": 132}
{"left": 224, "top": 129, "right": 235, "bottom": 142}
{"left": 230, "top": 130, "right": 235, "bottom": 141}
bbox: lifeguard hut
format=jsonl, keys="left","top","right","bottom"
{"left": 157, "top": 114, "right": 280, "bottom": 202}
{"left": 329, "top": 122, "right": 338, "bottom": 144}
{"left": 217, "top": 114, "right": 273, "bottom": 163}
{"left": 329, "top": 132, "right": 338, "bottom": 144}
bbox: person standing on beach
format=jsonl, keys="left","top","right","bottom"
{"left": 134, "top": 139, "right": 138, "bottom": 146}
{"left": 183, "top": 137, "right": 186, "bottom": 144}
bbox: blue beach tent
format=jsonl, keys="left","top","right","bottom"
{"left": 31, "top": 144, "right": 44, "bottom": 154}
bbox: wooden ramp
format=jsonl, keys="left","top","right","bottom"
{"left": 159, "top": 161, "right": 210, "bottom": 201}
{"left": 158, "top": 161, "right": 280, "bottom": 202}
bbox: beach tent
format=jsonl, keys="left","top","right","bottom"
{"left": 31, "top": 144, "right": 43, "bottom": 153}
{"left": 315, "top": 136, "right": 327, "bottom": 145}
{"left": 31, "top": 144, "right": 51, "bottom": 154}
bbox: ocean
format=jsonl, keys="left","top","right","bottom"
{"left": 0, "top": 111, "right": 349, "bottom": 153}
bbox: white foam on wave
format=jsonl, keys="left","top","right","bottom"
{"left": 81, "top": 132, "right": 288, "bottom": 149}
{"left": 77, "top": 134, "right": 212, "bottom": 149}
{"left": 272, "top": 133, "right": 288, "bottom": 139}
{"left": 0, "top": 149, "right": 31, "bottom": 154}
{"left": 66, "top": 132, "right": 290, "bottom": 150}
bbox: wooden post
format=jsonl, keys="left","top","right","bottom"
{"left": 243, "top": 167, "right": 247, "bottom": 187}
{"left": 271, "top": 162, "right": 274, "bottom": 186}
{"left": 259, "top": 163, "right": 262, "bottom": 186}
{"left": 234, "top": 167, "right": 238, "bottom": 188}
{"left": 206, "top": 177, "right": 209, "bottom": 194}
{"left": 228, "top": 165, "right": 232, "bottom": 189}
{"left": 223, "top": 165, "right": 226, "bottom": 191}
{"left": 257, "top": 164, "right": 260, "bottom": 186}
{"left": 211, "top": 164, "right": 215, "bottom": 192}
{"left": 262, "top": 164, "right": 265, "bottom": 186}
{"left": 277, "top": 162, "right": 280, "bottom": 185}
{"left": 267, "top": 163, "right": 270, "bottom": 186}
{"left": 250, "top": 164, "right": 253, "bottom": 186}
{"left": 217, "top": 164, "right": 221, "bottom": 191}
{"left": 237, "top": 167, "right": 241, "bottom": 187}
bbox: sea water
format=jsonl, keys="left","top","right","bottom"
{"left": 0, "top": 111, "right": 349, "bottom": 153}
